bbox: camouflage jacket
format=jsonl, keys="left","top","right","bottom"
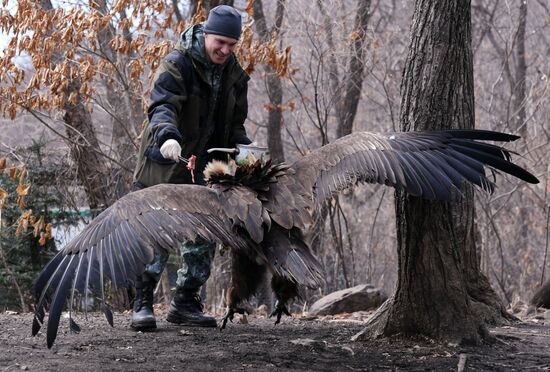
{"left": 134, "top": 24, "right": 251, "bottom": 187}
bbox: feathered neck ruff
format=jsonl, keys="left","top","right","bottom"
{"left": 204, "top": 159, "right": 292, "bottom": 191}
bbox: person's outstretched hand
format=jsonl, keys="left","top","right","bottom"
{"left": 160, "top": 139, "right": 181, "bottom": 161}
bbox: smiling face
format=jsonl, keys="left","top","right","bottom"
{"left": 204, "top": 33, "right": 238, "bottom": 64}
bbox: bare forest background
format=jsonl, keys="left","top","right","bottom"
{"left": 0, "top": 0, "right": 548, "bottom": 315}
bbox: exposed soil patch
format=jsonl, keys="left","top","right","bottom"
{"left": 1, "top": 310, "right": 549, "bottom": 371}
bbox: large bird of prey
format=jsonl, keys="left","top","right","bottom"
{"left": 32, "top": 129, "right": 539, "bottom": 348}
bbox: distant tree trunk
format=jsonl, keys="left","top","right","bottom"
{"left": 253, "top": 0, "right": 286, "bottom": 163}
{"left": 513, "top": 0, "right": 530, "bottom": 253}
{"left": 62, "top": 81, "right": 115, "bottom": 213}
{"left": 354, "top": 0, "right": 510, "bottom": 345}
{"left": 316, "top": 0, "right": 341, "bottom": 119}
{"left": 336, "top": 0, "right": 371, "bottom": 138}
{"left": 513, "top": 0, "right": 527, "bottom": 137}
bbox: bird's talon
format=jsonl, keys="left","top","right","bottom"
{"left": 270, "top": 304, "right": 290, "bottom": 325}
{"left": 220, "top": 309, "right": 235, "bottom": 330}
{"left": 220, "top": 307, "right": 247, "bottom": 330}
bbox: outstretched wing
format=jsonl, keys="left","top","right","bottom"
{"left": 33, "top": 183, "right": 265, "bottom": 348}
{"left": 265, "top": 129, "right": 539, "bottom": 229}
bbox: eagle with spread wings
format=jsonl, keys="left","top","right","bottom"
{"left": 32, "top": 129, "right": 539, "bottom": 348}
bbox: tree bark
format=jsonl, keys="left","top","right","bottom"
{"left": 253, "top": 0, "right": 286, "bottom": 163}
{"left": 354, "top": 0, "right": 510, "bottom": 345}
{"left": 513, "top": 0, "right": 527, "bottom": 137}
{"left": 62, "top": 81, "right": 115, "bottom": 214}
{"left": 316, "top": 0, "right": 342, "bottom": 111}
{"left": 513, "top": 0, "right": 530, "bottom": 254}
{"left": 530, "top": 278, "right": 550, "bottom": 309}
{"left": 336, "top": 0, "right": 371, "bottom": 138}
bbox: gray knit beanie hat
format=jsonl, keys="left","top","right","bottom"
{"left": 203, "top": 5, "right": 242, "bottom": 40}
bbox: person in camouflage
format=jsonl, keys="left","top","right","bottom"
{"left": 131, "top": 5, "right": 251, "bottom": 330}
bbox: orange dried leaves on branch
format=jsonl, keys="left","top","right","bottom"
{"left": 16, "top": 166, "right": 31, "bottom": 209}
{"left": 0, "top": 0, "right": 182, "bottom": 119}
{"left": 0, "top": 157, "right": 52, "bottom": 246}
{"left": 15, "top": 209, "right": 32, "bottom": 237}
{"left": 190, "top": 0, "right": 207, "bottom": 25}
{"left": 0, "top": 187, "right": 8, "bottom": 210}
{"left": 0, "top": 1, "right": 293, "bottom": 121}
{"left": 236, "top": 27, "right": 292, "bottom": 78}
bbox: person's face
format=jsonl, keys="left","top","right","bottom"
{"left": 204, "top": 33, "right": 238, "bottom": 64}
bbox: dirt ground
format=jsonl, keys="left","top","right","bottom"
{"left": 1, "top": 309, "right": 549, "bottom": 371}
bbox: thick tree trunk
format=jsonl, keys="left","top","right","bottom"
{"left": 354, "top": 0, "right": 510, "bottom": 345}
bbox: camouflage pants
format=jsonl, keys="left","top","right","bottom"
{"left": 143, "top": 239, "right": 216, "bottom": 291}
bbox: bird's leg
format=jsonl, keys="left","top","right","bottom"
{"left": 219, "top": 306, "right": 248, "bottom": 330}
{"left": 269, "top": 299, "right": 291, "bottom": 325}
{"left": 270, "top": 274, "right": 299, "bottom": 325}
{"left": 220, "top": 248, "right": 265, "bottom": 330}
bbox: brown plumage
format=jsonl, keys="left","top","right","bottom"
{"left": 32, "top": 129, "right": 539, "bottom": 347}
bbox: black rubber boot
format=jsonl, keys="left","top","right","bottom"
{"left": 130, "top": 277, "right": 157, "bottom": 331}
{"left": 166, "top": 288, "right": 217, "bottom": 327}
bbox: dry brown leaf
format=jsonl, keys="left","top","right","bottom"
{"left": 15, "top": 210, "right": 33, "bottom": 237}
{"left": 45, "top": 223, "right": 53, "bottom": 239}
{"left": 350, "top": 30, "right": 361, "bottom": 41}
{"left": 0, "top": 187, "right": 8, "bottom": 209}
{"left": 33, "top": 216, "right": 46, "bottom": 237}
{"left": 9, "top": 164, "right": 16, "bottom": 179}
{"left": 17, "top": 165, "right": 26, "bottom": 182}
{"left": 17, "top": 195, "right": 27, "bottom": 209}
{"left": 16, "top": 182, "right": 30, "bottom": 198}
{"left": 246, "top": 0, "right": 255, "bottom": 17}
{"left": 264, "top": 103, "right": 276, "bottom": 112}
{"left": 191, "top": 0, "right": 207, "bottom": 24}
{"left": 38, "top": 232, "right": 47, "bottom": 246}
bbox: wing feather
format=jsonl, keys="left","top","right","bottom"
{"left": 268, "top": 129, "right": 538, "bottom": 228}
{"left": 32, "top": 183, "right": 263, "bottom": 347}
